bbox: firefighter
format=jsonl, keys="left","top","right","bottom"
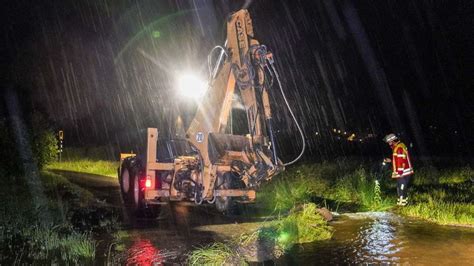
{"left": 383, "top": 134, "right": 414, "bottom": 206}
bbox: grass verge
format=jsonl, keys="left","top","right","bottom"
{"left": 399, "top": 201, "right": 474, "bottom": 226}
{"left": 259, "top": 162, "right": 473, "bottom": 226}
{"left": 398, "top": 170, "right": 473, "bottom": 226}
{"left": 47, "top": 159, "right": 118, "bottom": 178}
{"left": 258, "top": 162, "right": 393, "bottom": 213}
{"left": 0, "top": 170, "right": 119, "bottom": 263}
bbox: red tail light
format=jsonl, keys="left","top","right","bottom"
{"left": 145, "top": 176, "right": 151, "bottom": 188}
{"left": 140, "top": 175, "right": 152, "bottom": 190}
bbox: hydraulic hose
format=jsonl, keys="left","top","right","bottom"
{"left": 269, "top": 63, "right": 306, "bottom": 166}
{"left": 208, "top": 40, "right": 228, "bottom": 80}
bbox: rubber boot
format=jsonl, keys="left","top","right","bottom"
{"left": 400, "top": 197, "right": 408, "bottom": 206}
{"left": 397, "top": 196, "right": 403, "bottom": 206}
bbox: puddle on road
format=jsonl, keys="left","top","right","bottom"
{"left": 110, "top": 203, "right": 251, "bottom": 264}
{"left": 125, "top": 239, "right": 167, "bottom": 265}
{"left": 281, "top": 212, "right": 474, "bottom": 265}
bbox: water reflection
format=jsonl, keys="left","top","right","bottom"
{"left": 356, "top": 212, "right": 400, "bottom": 262}
{"left": 283, "top": 212, "right": 474, "bottom": 265}
{"left": 126, "top": 239, "right": 163, "bottom": 265}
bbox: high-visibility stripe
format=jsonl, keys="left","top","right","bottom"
{"left": 391, "top": 142, "right": 414, "bottom": 178}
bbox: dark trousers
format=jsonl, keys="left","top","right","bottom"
{"left": 396, "top": 175, "right": 412, "bottom": 198}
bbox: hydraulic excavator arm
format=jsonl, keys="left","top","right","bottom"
{"left": 185, "top": 9, "right": 282, "bottom": 200}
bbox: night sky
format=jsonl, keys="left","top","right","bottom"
{"left": 3, "top": 0, "right": 473, "bottom": 160}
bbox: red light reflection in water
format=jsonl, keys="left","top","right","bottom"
{"left": 126, "top": 239, "right": 163, "bottom": 265}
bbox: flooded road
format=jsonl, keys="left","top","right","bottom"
{"left": 58, "top": 171, "right": 262, "bottom": 264}
{"left": 117, "top": 204, "right": 262, "bottom": 264}
{"left": 61, "top": 171, "right": 474, "bottom": 265}
{"left": 282, "top": 212, "right": 474, "bottom": 265}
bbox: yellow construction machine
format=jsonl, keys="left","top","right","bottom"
{"left": 118, "top": 9, "right": 304, "bottom": 216}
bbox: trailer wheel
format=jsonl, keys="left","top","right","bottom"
{"left": 121, "top": 167, "right": 131, "bottom": 193}
{"left": 128, "top": 168, "right": 144, "bottom": 214}
{"left": 130, "top": 172, "right": 162, "bottom": 218}
{"left": 119, "top": 161, "right": 132, "bottom": 202}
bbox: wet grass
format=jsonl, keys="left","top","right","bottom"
{"left": 0, "top": 171, "right": 98, "bottom": 263}
{"left": 411, "top": 166, "right": 473, "bottom": 185}
{"left": 273, "top": 203, "right": 333, "bottom": 250}
{"left": 397, "top": 167, "right": 474, "bottom": 226}
{"left": 399, "top": 200, "right": 474, "bottom": 226}
{"left": 13, "top": 226, "right": 96, "bottom": 263}
{"left": 0, "top": 170, "right": 123, "bottom": 263}
{"left": 258, "top": 161, "right": 393, "bottom": 213}
{"left": 40, "top": 170, "right": 95, "bottom": 205}
{"left": 46, "top": 146, "right": 118, "bottom": 177}
{"left": 259, "top": 161, "right": 473, "bottom": 226}
{"left": 188, "top": 203, "right": 332, "bottom": 264}
{"left": 188, "top": 242, "right": 246, "bottom": 266}
{"left": 47, "top": 159, "right": 118, "bottom": 177}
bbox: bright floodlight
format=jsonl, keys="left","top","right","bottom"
{"left": 177, "top": 73, "right": 207, "bottom": 99}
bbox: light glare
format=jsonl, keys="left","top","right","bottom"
{"left": 177, "top": 73, "right": 207, "bottom": 99}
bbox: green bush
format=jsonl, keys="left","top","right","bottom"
{"left": 32, "top": 129, "right": 58, "bottom": 170}
{"left": 29, "top": 112, "right": 59, "bottom": 170}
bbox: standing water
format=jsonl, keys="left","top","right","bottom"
{"left": 282, "top": 212, "right": 474, "bottom": 265}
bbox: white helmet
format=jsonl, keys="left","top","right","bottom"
{"left": 383, "top": 133, "right": 398, "bottom": 143}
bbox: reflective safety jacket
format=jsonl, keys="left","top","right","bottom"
{"left": 391, "top": 142, "right": 414, "bottom": 178}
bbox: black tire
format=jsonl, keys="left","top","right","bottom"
{"left": 128, "top": 165, "right": 161, "bottom": 219}
{"left": 128, "top": 167, "right": 143, "bottom": 215}
{"left": 119, "top": 161, "right": 132, "bottom": 203}
{"left": 120, "top": 158, "right": 161, "bottom": 219}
